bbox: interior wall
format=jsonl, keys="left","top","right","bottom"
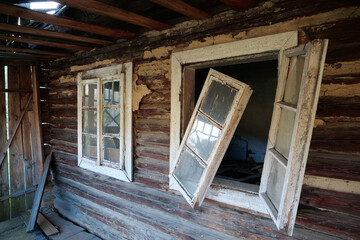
{"left": 40, "top": 1, "right": 360, "bottom": 239}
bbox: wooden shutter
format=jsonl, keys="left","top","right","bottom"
{"left": 170, "top": 69, "right": 253, "bottom": 207}
{"left": 259, "top": 39, "right": 328, "bottom": 235}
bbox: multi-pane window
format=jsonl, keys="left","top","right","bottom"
{"left": 78, "top": 63, "right": 133, "bottom": 182}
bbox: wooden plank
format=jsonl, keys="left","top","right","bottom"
{"left": 0, "top": 93, "right": 32, "bottom": 167}
{"left": 149, "top": 0, "right": 211, "bottom": 19}
{"left": 30, "top": 66, "right": 44, "bottom": 184}
{"left": 26, "top": 151, "right": 53, "bottom": 232}
{"left": 0, "top": 23, "right": 111, "bottom": 45}
{"left": 0, "top": 35, "right": 90, "bottom": 51}
{"left": 0, "top": 3, "right": 136, "bottom": 39}
{"left": 0, "top": 65, "right": 10, "bottom": 222}
{"left": 19, "top": 66, "right": 34, "bottom": 210}
{"left": 37, "top": 212, "right": 59, "bottom": 236}
{"left": 0, "top": 52, "right": 57, "bottom": 59}
{"left": 8, "top": 65, "right": 26, "bottom": 218}
{"left": 220, "top": 0, "right": 256, "bottom": 10}
{"left": 0, "top": 46, "right": 72, "bottom": 57}
{"left": 56, "top": 0, "right": 171, "bottom": 31}
{"left": 0, "top": 186, "right": 37, "bottom": 201}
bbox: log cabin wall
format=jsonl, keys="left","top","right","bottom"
{"left": 40, "top": 1, "right": 360, "bottom": 239}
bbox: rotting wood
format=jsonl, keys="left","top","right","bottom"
{"left": 0, "top": 93, "right": 32, "bottom": 167}
{"left": 27, "top": 151, "right": 53, "bottom": 232}
{"left": 55, "top": 0, "right": 171, "bottom": 31}
{"left": 36, "top": 212, "right": 59, "bottom": 237}
{"left": 0, "top": 3, "right": 136, "bottom": 39}
{"left": 0, "top": 23, "right": 112, "bottom": 45}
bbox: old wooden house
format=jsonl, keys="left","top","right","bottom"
{"left": 0, "top": 0, "right": 359, "bottom": 239}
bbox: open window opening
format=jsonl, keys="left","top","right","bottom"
{"left": 194, "top": 60, "right": 278, "bottom": 187}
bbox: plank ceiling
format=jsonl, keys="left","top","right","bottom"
{"left": 0, "top": 0, "right": 257, "bottom": 63}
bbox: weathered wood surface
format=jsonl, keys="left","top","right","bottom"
{"left": 39, "top": 1, "right": 360, "bottom": 239}
{"left": 0, "top": 66, "right": 10, "bottom": 221}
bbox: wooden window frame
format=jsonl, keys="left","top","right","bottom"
{"left": 170, "top": 31, "right": 298, "bottom": 213}
{"left": 170, "top": 69, "right": 252, "bottom": 207}
{"left": 77, "top": 63, "right": 133, "bottom": 182}
{"left": 259, "top": 40, "right": 328, "bottom": 235}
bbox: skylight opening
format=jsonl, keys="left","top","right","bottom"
{"left": 30, "top": 1, "right": 59, "bottom": 10}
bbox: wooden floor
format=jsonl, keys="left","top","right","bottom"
{"left": 0, "top": 208, "right": 101, "bottom": 240}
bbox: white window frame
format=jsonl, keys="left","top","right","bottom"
{"left": 77, "top": 63, "right": 133, "bottom": 182}
{"left": 170, "top": 69, "right": 252, "bottom": 207}
{"left": 170, "top": 31, "right": 298, "bottom": 214}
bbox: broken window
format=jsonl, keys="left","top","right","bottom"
{"left": 77, "top": 63, "right": 133, "bottom": 182}
{"left": 170, "top": 69, "right": 253, "bottom": 207}
{"left": 170, "top": 32, "right": 328, "bottom": 235}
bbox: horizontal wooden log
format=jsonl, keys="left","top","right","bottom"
{"left": 136, "top": 132, "right": 170, "bottom": 148}
{"left": 312, "top": 122, "right": 360, "bottom": 140}
{"left": 149, "top": 0, "right": 211, "bottom": 19}
{"left": 49, "top": 106, "right": 77, "bottom": 118}
{"left": 322, "top": 73, "right": 360, "bottom": 85}
{"left": 135, "top": 157, "right": 169, "bottom": 175}
{"left": 50, "top": 128, "right": 77, "bottom": 144}
{"left": 140, "top": 90, "right": 170, "bottom": 104}
{"left": 316, "top": 104, "right": 360, "bottom": 118}
{"left": 137, "top": 103, "right": 170, "bottom": 119}
{"left": 136, "top": 145, "right": 169, "bottom": 162}
{"left": 318, "top": 96, "right": 360, "bottom": 105}
{"left": 300, "top": 185, "right": 360, "bottom": 217}
{"left": 310, "top": 140, "right": 360, "bottom": 154}
{"left": 306, "top": 151, "right": 360, "bottom": 182}
{"left": 296, "top": 207, "right": 360, "bottom": 239}
{"left": 135, "top": 119, "right": 170, "bottom": 134}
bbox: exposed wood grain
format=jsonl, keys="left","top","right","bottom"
{"left": 36, "top": 212, "right": 59, "bottom": 236}
{"left": 300, "top": 185, "right": 360, "bottom": 217}
{"left": 0, "top": 23, "right": 111, "bottom": 45}
{"left": 0, "top": 46, "right": 71, "bottom": 57}
{"left": 56, "top": 0, "right": 171, "bottom": 30}
{"left": 220, "top": 0, "right": 256, "bottom": 10}
{"left": 0, "top": 3, "right": 136, "bottom": 39}
{"left": 8, "top": 66, "right": 26, "bottom": 218}
{"left": 26, "top": 151, "right": 52, "bottom": 232}
{"left": 0, "top": 66, "right": 10, "bottom": 221}
{"left": 31, "top": 66, "right": 44, "bottom": 183}
{"left": 149, "top": 0, "right": 211, "bottom": 19}
{"left": 0, "top": 35, "right": 90, "bottom": 51}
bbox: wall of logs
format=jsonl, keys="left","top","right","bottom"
{"left": 39, "top": 1, "right": 360, "bottom": 239}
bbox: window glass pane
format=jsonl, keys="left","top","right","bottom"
{"left": 113, "top": 81, "right": 120, "bottom": 105}
{"left": 103, "top": 82, "right": 112, "bottom": 106}
{"left": 82, "top": 135, "right": 97, "bottom": 160}
{"left": 103, "top": 108, "right": 120, "bottom": 134}
{"left": 266, "top": 155, "right": 286, "bottom": 211}
{"left": 283, "top": 55, "right": 305, "bottom": 105}
{"left": 275, "top": 108, "right": 296, "bottom": 159}
{"left": 103, "top": 137, "right": 120, "bottom": 164}
{"left": 83, "top": 84, "right": 97, "bottom": 107}
{"left": 174, "top": 148, "right": 205, "bottom": 198}
{"left": 186, "top": 114, "right": 221, "bottom": 162}
{"left": 200, "top": 80, "right": 238, "bottom": 125}
{"left": 82, "top": 110, "right": 97, "bottom": 134}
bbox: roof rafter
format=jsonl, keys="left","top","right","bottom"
{"left": 0, "top": 23, "right": 111, "bottom": 45}
{"left": 0, "top": 35, "right": 91, "bottom": 51}
{"left": 0, "top": 3, "right": 136, "bottom": 38}
{"left": 149, "top": 0, "right": 211, "bottom": 19}
{"left": 0, "top": 46, "right": 71, "bottom": 57}
{"left": 0, "top": 52, "right": 57, "bottom": 59}
{"left": 55, "top": 0, "right": 171, "bottom": 31}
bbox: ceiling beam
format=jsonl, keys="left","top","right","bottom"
{"left": 0, "top": 46, "right": 71, "bottom": 57}
{"left": 0, "top": 52, "right": 56, "bottom": 59}
{"left": 149, "top": 0, "right": 211, "bottom": 19}
{"left": 0, "top": 35, "right": 91, "bottom": 51}
{"left": 0, "top": 3, "right": 136, "bottom": 38}
{"left": 0, "top": 23, "right": 111, "bottom": 45}
{"left": 219, "top": 0, "right": 256, "bottom": 10}
{"left": 55, "top": 0, "right": 171, "bottom": 31}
